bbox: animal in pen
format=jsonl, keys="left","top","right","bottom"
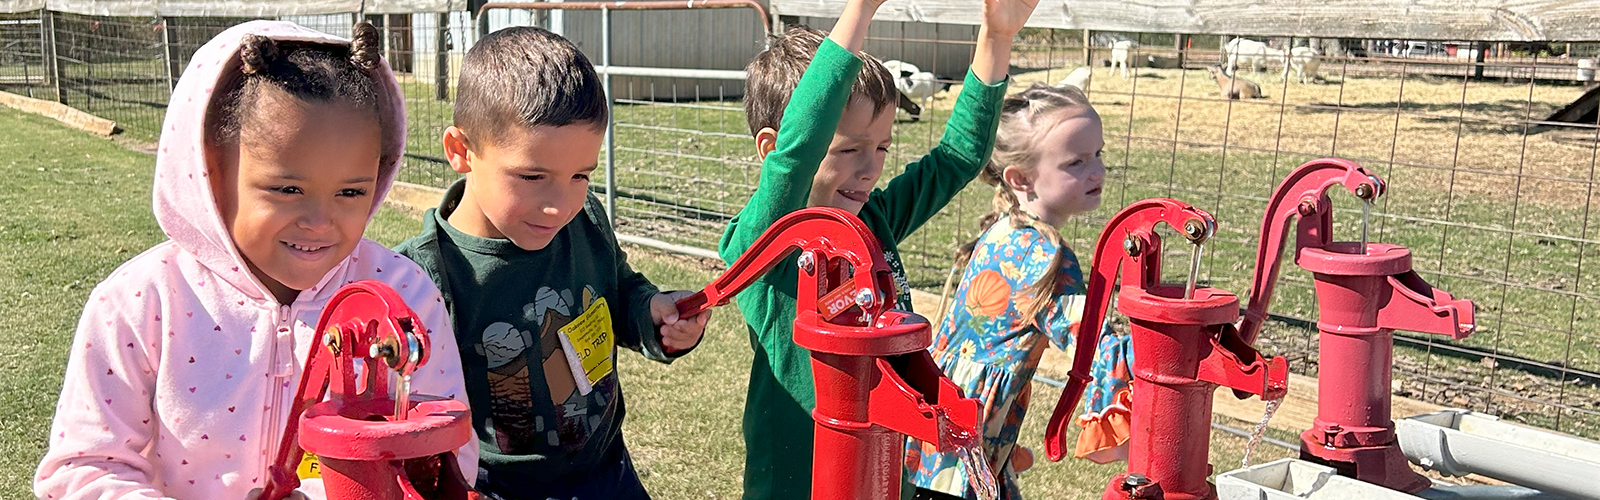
{"left": 1206, "top": 66, "right": 1263, "bottom": 100}
{"left": 1058, "top": 66, "right": 1092, "bottom": 93}
{"left": 884, "top": 59, "right": 938, "bottom": 121}
{"left": 1110, "top": 40, "right": 1136, "bottom": 78}
{"left": 1225, "top": 37, "right": 1286, "bottom": 76}
{"left": 894, "top": 92, "right": 923, "bottom": 122}
{"left": 1285, "top": 46, "right": 1320, "bottom": 84}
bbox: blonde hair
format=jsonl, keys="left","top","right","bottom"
{"left": 937, "top": 83, "right": 1098, "bottom": 325}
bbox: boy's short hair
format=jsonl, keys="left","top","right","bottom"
{"left": 454, "top": 26, "right": 607, "bottom": 147}
{"left": 744, "top": 26, "right": 898, "bottom": 136}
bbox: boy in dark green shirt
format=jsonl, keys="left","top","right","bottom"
{"left": 722, "top": 0, "right": 1038, "bottom": 497}
{"left": 395, "top": 27, "right": 710, "bottom": 499}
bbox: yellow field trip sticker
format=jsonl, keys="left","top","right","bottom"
{"left": 297, "top": 452, "right": 322, "bottom": 479}
{"left": 558, "top": 297, "right": 616, "bottom": 395}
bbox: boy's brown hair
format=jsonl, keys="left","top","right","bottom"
{"left": 454, "top": 26, "right": 608, "bottom": 148}
{"left": 743, "top": 26, "right": 898, "bottom": 136}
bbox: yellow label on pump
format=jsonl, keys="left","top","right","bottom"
{"left": 297, "top": 452, "right": 322, "bottom": 479}
{"left": 557, "top": 297, "right": 615, "bottom": 393}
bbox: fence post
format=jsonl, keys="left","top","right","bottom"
{"left": 1474, "top": 41, "right": 1487, "bottom": 80}
{"left": 1175, "top": 33, "right": 1185, "bottom": 68}
{"left": 601, "top": 5, "right": 615, "bottom": 224}
{"left": 476, "top": 7, "right": 490, "bottom": 41}
{"left": 435, "top": 12, "right": 450, "bottom": 100}
{"left": 160, "top": 17, "right": 177, "bottom": 93}
{"left": 381, "top": 14, "right": 393, "bottom": 67}
{"left": 39, "top": 9, "right": 61, "bottom": 104}
{"left": 1082, "top": 29, "right": 1091, "bottom": 67}
{"left": 20, "top": 40, "right": 32, "bottom": 98}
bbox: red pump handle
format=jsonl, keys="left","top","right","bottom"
{"left": 260, "top": 281, "right": 432, "bottom": 500}
{"left": 1237, "top": 158, "right": 1384, "bottom": 345}
{"left": 674, "top": 207, "right": 894, "bottom": 318}
{"left": 1041, "top": 199, "right": 1217, "bottom": 462}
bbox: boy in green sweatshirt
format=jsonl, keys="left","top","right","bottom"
{"left": 721, "top": 0, "right": 1038, "bottom": 497}
{"left": 395, "top": 27, "right": 711, "bottom": 499}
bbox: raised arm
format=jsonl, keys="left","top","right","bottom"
{"left": 971, "top": 0, "right": 1039, "bottom": 84}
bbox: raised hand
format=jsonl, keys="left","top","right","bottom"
{"left": 970, "top": 0, "right": 1037, "bottom": 84}
{"left": 982, "top": 0, "right": 1040, "bottom": 40}
{"left": 829, "top": 0, "right": 891, "bottom": 52}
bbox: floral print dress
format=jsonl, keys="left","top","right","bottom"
{"left": 906, "top": 216, "right": 1133, "bottom": 499}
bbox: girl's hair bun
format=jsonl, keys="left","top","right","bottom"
{"left": 349, "top": 22, "right": 382, "bottom": 71}
{"left": 239, "top": 34, "right": 281, "bottom": 75}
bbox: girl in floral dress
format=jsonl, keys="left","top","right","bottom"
{"left": 906, "top": 84, "right": 1133, "bottom": 499}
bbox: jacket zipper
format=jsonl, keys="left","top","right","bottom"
{"left": 262, "top": 305, "right": 293, "bottom": 481}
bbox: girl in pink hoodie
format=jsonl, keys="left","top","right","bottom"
{"left": 34, "top": 21, "right": 474, "bottom": 500}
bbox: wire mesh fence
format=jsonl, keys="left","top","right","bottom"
{"left": 2, "top": 7, "right": 1598, "bottom": 441}
{"left": 924, "top": 29, "right": 1600, "bottom": 440}
{"left": 604, "top": 25, "right": 1600, "bottom": 441}
{"left": 0, "top": 14, "right": 47, "bottom": 97}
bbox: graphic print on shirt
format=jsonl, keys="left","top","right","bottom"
{"left": 482, "top": 285, "right": 612, "bottom": 454}
{"left": 883, "top": 250, "right": 913, "bottom": 309}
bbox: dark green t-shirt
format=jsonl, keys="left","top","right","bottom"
{"left": 396, "top": 179, "right": 682, "bottom": 490}
{"left": 718, "top": 39, "right": 1008, "bottom": 500}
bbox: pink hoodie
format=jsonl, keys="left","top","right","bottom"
{"left": 34, "top": 21, "right": 475, "bottom": 500}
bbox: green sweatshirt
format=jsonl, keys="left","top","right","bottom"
{"left": 396, "top": 179, "right": 686, "bottom": 494}
{"left": 719, "top": 39, "right": 1007, "bottom": 500}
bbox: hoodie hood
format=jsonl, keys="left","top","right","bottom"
{"left": 152, "top": 20, "right": 407, "bottom": 304}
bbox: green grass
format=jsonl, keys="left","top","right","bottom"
{"left": 0, "top": 103, "right": 1310, "bottom": 499}
{"left": 0, "top": 106, "right": 168, "bottom": 497}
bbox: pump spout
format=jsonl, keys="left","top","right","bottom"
{"left": 867, "top": 354, "right": 981, "bottom": 449}
{"left": 1377, "top": 271, "right": 1475, "bottom": 340}
{"left": 1297, "top": 242, "right": 1475, "bottom": 342}
{"left": 1199, "top": 324, "right": 1289, "bottom": 400}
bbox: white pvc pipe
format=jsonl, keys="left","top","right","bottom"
{"left": 1397, "top": 409, "right": 1600, "bottom": 500}
{"left": 601, "top": 6, "right": 615, "bottom": 224}
{"left": 594, "top": 65, "right": 747, "bottom": 80}
{"left": 1217, "top": 459, "right": 1561, "bottom": 500}
{"left": 1218, "top": 459, "right": 1426, "bottom": 500}
{"left": 616, "top": 233, "right": 722, "bottom": 261}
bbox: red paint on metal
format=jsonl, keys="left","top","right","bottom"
{"left": 1241, "top": 158, "right": 1475, "bottom": 492}
{"left": 1043, "top": 199, "right": 1288, "bottom": 500}
{"left": 261, "top": 281, "right": 476, "bottom": 500}
{"left": 675, "top": 207, "right": 980, "bottom": 500}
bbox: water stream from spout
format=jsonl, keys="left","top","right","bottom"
{"left": 1241, "top": 397, "right": 1284, "bottom": 467}
{"left": 937, "top": 408, "right": 998, "bottom": 500}
{"left": 395, "top": 374, "right": 411, "bottom": 421}
{"left": 1360, "top": 198, "right": 1372, "bottom": 255}
{"left": 1184, "top": 241, "right": 1204, "bottom": 300}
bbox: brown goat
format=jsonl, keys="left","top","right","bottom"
{"left": 1205, "top": 66, "right": 1263, "bottom": 100}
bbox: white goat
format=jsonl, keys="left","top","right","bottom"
{"left": 901, "top": 71, "right": 937, "bottom": 102}
{"left": 1225, "top": 37, "right": 1286, "bottom": 75}
{"left": 882, "top": 59, "right": 937, "bottom": 120}
{"left": 1058, "top": 66, "right": 1092, "bottom": 93}
{"left": 1284, "top": 46, "right": 1320, "bottom": 84}
{"left": 1110, "top": 40, "right": 1136, "bottom": 78}
{"left": 882, "top": 60, "right": 920, "bottom": 80}
{"left": 883, "top": 59, "right": 936, "bottom": 100}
